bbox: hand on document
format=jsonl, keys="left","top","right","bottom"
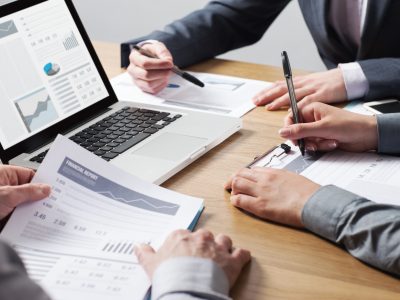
{"left": 135, "top": 229, "right": 251, "bottom": 287}
{"left": 128, "top": 41, "right": 173, "bottom": 94}
{"left": 225, "top": 168, "right": 320, "bottom": 228}
{"left": 0, "top": 165, "right": 50, "bottom": 220}
{"left": 279, "top": 102, "right": 378, "bottom": 153}
{"left": 252, "top": 68, "right": 347, "bottom": 111}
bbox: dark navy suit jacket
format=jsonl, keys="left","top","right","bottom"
{"left": 121, "top": 0, "right": 400, "bottom": 101}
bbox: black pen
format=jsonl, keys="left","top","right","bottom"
{"left": 131, "top": 44, "right": 205, "bottom": 88}
{"left": 281, "top": 51, "right": 305, "bottom": 156}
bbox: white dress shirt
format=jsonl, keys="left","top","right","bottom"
{"left": 330, "top": 0, "right": 370, "bottom": 100}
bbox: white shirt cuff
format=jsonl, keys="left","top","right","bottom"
{"left": 339, "top": 62, "right": 369, "bottom": 100}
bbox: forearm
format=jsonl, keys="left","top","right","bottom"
{"left": 358, "top": 58, "right": 400, "bottom": 101}
{"left": 302, "top": 185, "right": 400, "bottom": 276}
{"left": 121, "top": 0, "right": 289, "bottom": 68}
{"left": 0, "top": 241, "right": 51, "bottom": 300}
{"left": 152, "top": 257, "right": 231, "bottom": 300}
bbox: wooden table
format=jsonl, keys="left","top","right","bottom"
{"left": 93, "top": 41, "right": 400, "bottom": 299}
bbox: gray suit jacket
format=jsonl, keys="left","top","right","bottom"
{"left": 121, "top": 0, "right": 400, "bottom": 101}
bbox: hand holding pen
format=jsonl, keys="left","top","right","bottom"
{"left": 127, "top": 41, "right": 204, "bottom": 94}
{"left": 281, "top": 51, "right": 306, "bottom": 156}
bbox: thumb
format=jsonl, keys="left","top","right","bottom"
{"left": 134, "top": 243, "right": 156, "bottom": 265}
{"left": 153, "top": 43, "right": 173, "bottom": 62}
{"left": 1, "top": 183, "right": 51, "bottom": 207}
{"left": 279, "top": 121, "right": 326, "bottom": 140}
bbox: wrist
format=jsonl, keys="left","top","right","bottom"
{"left": 363, "top": 115, "right": 378, "bottom": 151}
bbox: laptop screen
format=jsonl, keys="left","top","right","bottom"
{"left": 0, "top": 0, "right": 109, "bottom": 150}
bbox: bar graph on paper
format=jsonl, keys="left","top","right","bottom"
{"left": 101, "top": 240, "right": 150, "bottom": 255}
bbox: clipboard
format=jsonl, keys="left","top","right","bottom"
{"left": 246, "top": 143, "right": 292, "bottom": 169}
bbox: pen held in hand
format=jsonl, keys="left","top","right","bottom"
{"left": 131, "top": 44, "right": 205, "bottom": 88}
{"left": 281, "top": 51, "right": 305, "bottom": 156}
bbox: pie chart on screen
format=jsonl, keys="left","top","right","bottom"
{"left": 43, "top": 63, "right": 61, "bottom": 76}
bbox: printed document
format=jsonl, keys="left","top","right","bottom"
{"left": 111, "top": 71, "right": 271, "bottom": 117}
{"left": 0, "top": 135, "right": 204, "bottom": 300}
{"left": 251, "top": 141, "right": 400, "bottom": 206}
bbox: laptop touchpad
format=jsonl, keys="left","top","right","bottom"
{"left": 131, "top": 132, "right": 207, "bottom": 162}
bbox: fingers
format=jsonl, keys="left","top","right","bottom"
{"left": 134, "top": 77, "right": 169, "bottom": 94}
{"left": 230, "top": 194, "right": 257, "bottom": 212}
{"left": 127, "top": 64, "right": 170, "bottom": 94}
{"left": 278, "top": 121, "right": 326, "bottom": 140}
{"left": 266, "top": 87, "right": 313, "bottom": 111}
{"left": 129, "top": 43, "right": 173, "bottom": 70}
{"left": 12, "top": 166, "right": 36, "bottom": 184}
{"left": 230, "top": 176, "right": 259, "bottom": 196}
{"left": 215, "top": 234, "right": 233, "bottom": 252}
{"left": 252, "top": 82, "right": 288, "bottom": 106}
{"left": 231, "top": 247, "right": 251, "bottom": 266}
{"left": 297, "top": 94, "right": 319, "bottom": 110}
{"left": 225, "top": 168, "right": 258, "bottom": 190}
{"left": 0, "top": 183, "right": 51, "bottom": 207}
{"left": 144, "top": 43, "right": 173, "bottom": 61}
{"left": 314, "top": 139, "right": 338, "bottom": 152}
{"left": 194, "top": 228, "right": 214, "bottom": 242}
{"left": 128, "top": 42, "right": 173, "bottom": 94}
{"left": 0, "top": 166, "right": 36, "bottom": 186}
{"left": 134, "top": 243, "right": 156, "bottom": 264}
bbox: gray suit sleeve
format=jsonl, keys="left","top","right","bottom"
{"left": 121, "top": 0, "right": 290, "bottom": 67}
{"left": 376, "top": 113, "right": 400, "bottom": 154}
{"left": 302, "top": 185, "right": 400, "bottom": 276}
{"left": 359, "top": 59, "right": 400, "bottom": 101}
{"left": 151, "top": 257, "right": 231, "bottom": 300}
{"left": 0, "top": 241, "right": 51, "bottom": 300}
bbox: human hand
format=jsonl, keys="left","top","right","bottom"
{"left": 252, "top": 68, "right": 347, "bottom": 110}
{"left": 225, "top": 168, "right": 320, "bottom": 227}
{"left": 127, "top": 41, "right": 174, "bottom": 94}
{"left": 0, "top": 166, "right": 51, "bottom": 220}
{"left": 134, "top": 229, "right": 251, "bottom": 287}
{"left": 279, "top": 102, "right": 378, "bottom": 152}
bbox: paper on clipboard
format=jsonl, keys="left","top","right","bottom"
{"left": 249, "top": 141, "right": 400, "bottom": 206}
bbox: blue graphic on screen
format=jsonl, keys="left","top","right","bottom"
{"left": 58, "top": 157, "right": 180, "bottom": 216}
{"left": 43, "top": 62, "right": 60, "bottom": 76}
{"left": 14, "top": 88, "right": 59, "bottom": 133}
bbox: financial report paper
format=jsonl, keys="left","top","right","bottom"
{"left": 1, "top": 135, "right": 203, "bottom": 300}
{"left": 111, "top": 71, "right": 271, "bottom": 117}
{"left": 251, "top": 141, "right": 400, "bottom": 205}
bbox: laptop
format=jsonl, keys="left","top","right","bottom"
{"left": 0, "top": 0, "right": 241, "bottom": 184}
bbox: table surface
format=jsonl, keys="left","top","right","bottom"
{"left": 93, "top": 41, "right": 400, "bottom": 299}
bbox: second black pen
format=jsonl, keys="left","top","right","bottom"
{"left": 131, "top": 44, "right": 205, "bottom": 88}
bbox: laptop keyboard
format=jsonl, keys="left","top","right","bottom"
{"left": 30, "top": 106, "right": 182, "bottom": 163}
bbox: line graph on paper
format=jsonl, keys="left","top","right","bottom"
{"left": 58, "top": 158, "right": 181, "bottom": 216}
{"left": 97, "top": 191, "right": 180, "bottom": 212}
